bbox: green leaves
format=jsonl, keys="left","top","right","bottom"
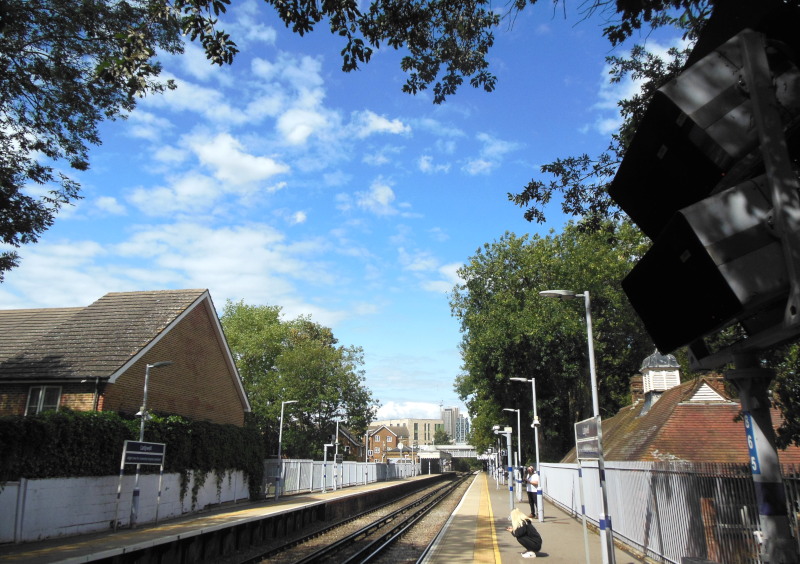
{"left": 508, "top": 9, "right": 695, "bottom": 231}
{"left": 220, "top": 300, "right": 378, "bottom": 460}
{"left": 0, "top": 410, "right": 264, "bottom": 498}
{"left": 450, "top": 222, "right": 653, "bottom": 459}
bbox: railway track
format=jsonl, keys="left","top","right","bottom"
{"left": 235, "top": 472, "right": 471, "bottom": 564}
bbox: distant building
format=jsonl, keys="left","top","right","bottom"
{"left": 440, "top": 406, "right": 459, "bottom": 441}
{"left": 365, "top": 424, "right": 409, "bottom": 463}
{"left": 370, "top": 418, "right": 443, "bottom": 446}
{"left": 561, "top": 350, "right": 800, "bottom": 464}
{"left": 455, "top": 414, "right": 471, "bottom": 444}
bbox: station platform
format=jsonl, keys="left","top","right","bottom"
{"left": 0, "top": 472, "right": 648, "bottom": 563}
{"left": 423, "top": 472, "right": 645, "bottom": 563}
{"left": 0, "top": 473, "right": 441, "bottom": 564}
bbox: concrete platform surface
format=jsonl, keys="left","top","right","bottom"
{"left": 423, "top": 472, "right": 646, "bottom": 563}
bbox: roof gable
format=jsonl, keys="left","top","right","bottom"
{"left": 0, "top": 290, "right": 209, "bottom": 381}
{"left": 686, "top": 382, "right": 728, "bottom": 403}
{"left": 562, "top": 376, "right": 800, "bottom": 465}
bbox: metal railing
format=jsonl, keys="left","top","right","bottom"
{"left": 542, "top": 461, "right": 800, "bottom": 564}
{"left": 264, "top": 459, "right": 420, "bottom": 497}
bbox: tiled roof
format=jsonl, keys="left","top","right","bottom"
{"left": 0, "top": 290, "right": 207, "bottom": 381}
{"left": 562, "top": 376, "right": 800, "bottom": 465}
{"left": 0, "top": 308, "right": 83, "bottom": 363}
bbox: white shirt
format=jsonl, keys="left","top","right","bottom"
{"left": 526, "top": 472, "right": 539, "bottom": 492}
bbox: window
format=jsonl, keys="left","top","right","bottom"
{"left": 26, "top": 386, "right": 61, "bottom": 415}
{"left": 344, "top": 446, "right": 350, "bottom": 454}
{"left": 375, "top": 447, "right": 380, "bottom": 454}
{"left": 386, "top": 436, "right": 393, "bottom": 443}
{"left": 375, "top": 435, "right": 381, "bottom": 442}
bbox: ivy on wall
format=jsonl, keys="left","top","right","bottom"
{"left": 0, "top": 410, "right": 265, "bottom": 501}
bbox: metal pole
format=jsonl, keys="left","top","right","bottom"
{"left": 334, "top": 420, "right": 339, "bottom": 491}
{"left": 276, "top": 401, "right": 286, "bottom": 501}
{"left": 582, "top": 291, "right": 616, "bottom": 564}
{"left": 323, "top": 443, "right": 333, "bottom": 493}
{"left": 276, "top": 399, "right": 297, "bottom": 501}
{"left": 505, "top": 431, "right": 514, "bottom": 512}
{"left": 727, "top": 353, "right": 795, "bottom": 562}
{"left": 130, "top": 363, "right": 150, "bottom": 528}
{"left": 515, "top": 409, "right": 522, "bottom": 502}
{"left": 578, "top": 461, "right": 592, "bottom": 564}
{"left": 532, "top": 378, "right": 543, "bottom": 522}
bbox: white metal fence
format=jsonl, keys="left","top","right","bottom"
{"left": 263, "top": 459, "right": 421, "bottom": 496}
{"left": 541, "top": 461, "right": 800, "bottom": 564}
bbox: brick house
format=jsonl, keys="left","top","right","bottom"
{"left": 561, "top": 351, "right": 800, "bottom": 464}
{"left": 0, "top": 289, "right": 250, "bottom": 426}
{"left": 334, "top": 426, "right": 365, "bottom": 462}
{"left": 366, "top": 424, "right": 409, "bottom": 463}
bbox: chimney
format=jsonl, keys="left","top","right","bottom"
{"left": 630, "top": 373, "right": 644, "bottom": 403}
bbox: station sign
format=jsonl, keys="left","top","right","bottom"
{"left": 574, "top": 417, "right": 601, "bottom": 461}
{"left": 123, "top": 440, "right": 166, "bottom": 466}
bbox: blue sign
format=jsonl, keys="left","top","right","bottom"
{"left": 743, "top": 412, "right": 760, "bottom": 475}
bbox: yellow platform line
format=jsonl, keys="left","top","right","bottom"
{"left": 475, "top": 472, "right": 502, "bottom": 563}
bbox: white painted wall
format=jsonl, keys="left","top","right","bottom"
{"left": 0, "top": 470, "right": 250, "bottom": 543}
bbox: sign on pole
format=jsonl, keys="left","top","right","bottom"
{"left": 114, "top": 441, "right": 166, "bottom": 531}
{"left": 123, "top": 441, "right": 166, "bottom": 465}
{"left": 575, "top": 417, "right": 600, "bottom": 461}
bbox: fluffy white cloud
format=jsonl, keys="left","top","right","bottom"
{"left": 421, "top": 262, "right": 462, "bottom": 293}
{"left": 126, "top": 111, "right": 173, "bottom": 141}
{"left": 462, "top": 158, "right": 494, "bottom": 175}
{"left": 278, "top": 108, "right": 330, "bottom": 145}
{"left": 398, "top": 247, "right": 438, "bottom": 272}
{"left": 376, "top": 401, "right": 444, "bottom": 420}
{"left": 418, "top": 155, "right": 450, "bottom": 173}
{"left": 355, "top": 178, "right": 398, "bottom": 216}
{"left": 127, "top": 172, "right": 221, "bottom": 216}
{"left": 94, "top": 197, "right": 126, "bottom": 216}
{"left": 187, "top": 132, "right": 290, "bottom": 186}
{"left": 352, "top": 110, "right": 411, "bottom": 138}
{"left": 476, "top": 132, "right": 520, "bottom": 160}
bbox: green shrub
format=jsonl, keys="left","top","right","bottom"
{"left": 0, "top": 410, "right": 264, "bottom": 500}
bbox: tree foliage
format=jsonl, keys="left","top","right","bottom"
{"left": 433, "top": 428, "right": 451, "bottom": 445}
{"left": 1, "top": 0, "right": 716, "bottom": 281}
{"left": 0, "top": 409, "right": 265, "bottom": 499}
{"left": 220, "top": 300, "right": 379, "bottom": 459}
{"left": 450, "top": 222, "right": 653, "bottom": 460}
{"left": 508, "top": 14, "right": 701, "bottom": 230}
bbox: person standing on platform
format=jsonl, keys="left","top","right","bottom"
{"left": 525, "top": 466, "right": 539, "bottom": 518}
{"left": 506, "top": 508, "right": 542, "bottom": 558}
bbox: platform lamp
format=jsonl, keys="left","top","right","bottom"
{"left": 509, "top": 377, "right": 543, "bottom": 522}
{"left": 502, "top": 408, "right": 522, "bottom": 502}
{"left": 276, "top": 399, "right": 298, "bottom": 501}
{"left": 540, "top": 289, "right": 615, "bottom": 564}
{"left": 130, "top": 360, "right": 172, "bottom": 528}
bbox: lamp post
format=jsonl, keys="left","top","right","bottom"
{"left": 494, "top": 425, "right": 515, "bottom": 511}
{"left": 510, "top": 377, "right": 543, "bottom": 522}
{"left": 540, "top": 289, "right": 615, "bottom": 564}
{"left": 503, "top": 408, "right": 522, "bottom": 502}
{"left": 130, "top": 360, "right": 172, "bottom": 528}
{"left": 275, "top": 399, "right": 298, "bottom": 501}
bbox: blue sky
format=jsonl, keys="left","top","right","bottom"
{"left": 0, "top": 2, "right": 678, "bottom": 420}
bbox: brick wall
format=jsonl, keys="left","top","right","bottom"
{"left": 103, "top": 302, "right": 246, "bottom": 426}
{"left": 0, "top": 383, "right": 29, "bottom": 415}
{"left": 0, "top": 382, "right": 98, "bottom": 416}
{"left": 369, "top": 428, "right": 399, "bottom": 462}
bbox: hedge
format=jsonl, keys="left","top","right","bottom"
{"left": 0, "top": 410, "right": 265, "bottom": 502}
